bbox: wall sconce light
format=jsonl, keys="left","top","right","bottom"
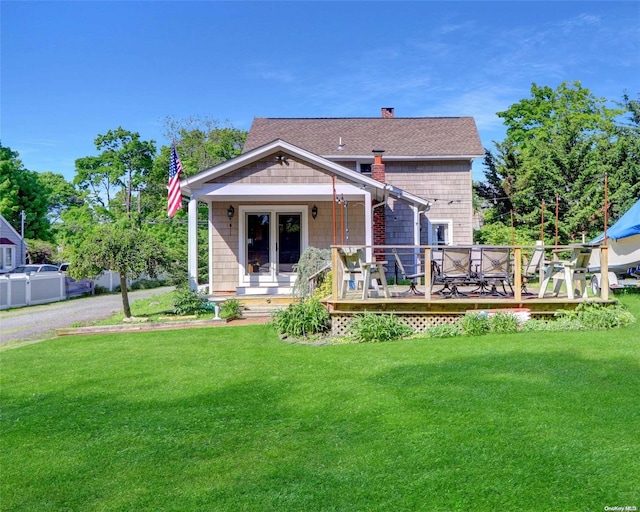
{"left": 227, "top": 205, "right": 235, "bottom": 221}
{"left": 311, "top": 205, "right": 318, "bottom": 220}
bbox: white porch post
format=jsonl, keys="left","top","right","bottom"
{"left": 208, "top": 202, "right": 214, "bottom": 294}
{"left": 364, "top": 191, "right": 373, "bottom": 261}
{"left": 188, "top": 195, "right": 198, "bottom": 290}
{"left": 412, "top": 205, "right": 421, "bottom": 271}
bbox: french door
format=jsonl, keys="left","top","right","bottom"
{"left": 239, "top": 205, "right": 307, "bottom": 286}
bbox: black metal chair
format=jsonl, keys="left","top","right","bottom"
{"left": 391, "top": 248, "right": 424, "bottom": 295}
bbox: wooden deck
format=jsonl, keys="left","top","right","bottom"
{"left": 325, "top": 278, "right": 614, "bottom": 336}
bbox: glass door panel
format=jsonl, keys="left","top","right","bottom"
{"left": 278, "top": 214, "right": 301, "bottom": 274}
{"left": 246, "top": 213, "right": 271, "bottom": 275}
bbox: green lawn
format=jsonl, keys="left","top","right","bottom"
{"left": 2, "top": 296, "right": 639, "bottom": 511}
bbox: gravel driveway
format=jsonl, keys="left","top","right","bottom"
{"left": 0, "top": 287, "right": 174, "bottom": 347}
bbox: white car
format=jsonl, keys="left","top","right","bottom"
{"left": 9, "top": 264, "right": 60, "bottom": 274}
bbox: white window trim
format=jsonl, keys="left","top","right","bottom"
{"left": 238, "top": 205, "right": 309, "bottom": 286}
{"left": 0, "top": 245, "right": 15, "bottom": 271}
{"left": 357, "top": 161, "right": 372, "bottom": 174}
{"left": 427, "top": 219, "right": 453, "bottom": 246}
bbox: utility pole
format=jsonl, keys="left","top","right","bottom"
{"left": 20, "top": 210, "right": 26, "bottom": 264}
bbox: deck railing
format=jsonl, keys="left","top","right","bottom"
{"left": 330, "top": 244, "right": 609, "bottom": 302}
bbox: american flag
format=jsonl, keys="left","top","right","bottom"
{"left": 168, "top": 144, "right": 184, "bottom": 217}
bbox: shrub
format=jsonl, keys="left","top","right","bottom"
{"left": 292, "top": 247, "right": 332, "bottom": 299}
{"left": 271, "top": 298, "right": 330, "bottom": 338}
{"left": 172, "top": 288, "right": 213, "bottom": 316}
{"left": 573, "top": 302, "right": 636, "bottom": 329}
{"left": 488, "top": 312, "right": 520, "bottom": 334}
{"left": 130, "top": 278, "right": 166, "bottom": 290}
{"left": 519, "top": 318, "right": 586, "bottom": 332}
{"left": 220, "top": 298, "right": 243, "bottom": 320}
{"left": 348, "top": 313, "right": 413, "bottom": 343}
{"left": 312, "top": 271, "right": 333, "bottom": 300}
{"left": 458, "top": 313, "right": 490, "bottom": 336}
{"left": 425, "top": 323, "right": 463, "bottom": 338}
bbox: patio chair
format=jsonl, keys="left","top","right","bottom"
{"left": 521, "top": 242, "right": 545, "bottom": 294}
{"left": 391, "top": 248, "right": 424, "bottom": 295}
{"left": 538, "top": 246, "right": 592, "bottom": 299}
{"left": 337, "top": 248, "right": 364, "bottom": 298}
{"left": 477, "top": 248, "right": 513, "bottom": 296}
{"left": 438, "top": 247, "right": 472, "bottom": 297}
{"left": 357, "top": 249, "right": 390, "bottom": 299}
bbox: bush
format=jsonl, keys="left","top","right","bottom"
{"left": 425, "top": 323, "right": 463, "bottom": 338}
{"left": 488, "top": 312, "right": 520, "bottom": 334}
{"left": 519, "top": 318, "right": 586, "bottom": 332}
{"left": 271, "top": 298, "right": 330, "bottom": 338}
{"left": 573, "top": 302, "right": 636, "bottom": 329}
{"left": 458, "top": 313, "right": 490, "bottom": 336}
{"left": 220, "top": 298, "right": 242, "bottom": 320}
{"left": 312, "top": 271, "right": 333, "bottom": 300}
{"left": 348, "top": 313, "right": 413, "bottom": 343}
{"left": 292, "top": 247, "right": 332, "bottom": 299}
{"left": 172, "top": 288, "right": 213, "bottom": 316}
{"left": 130, "top": 278, "right": 166, "bottom": 290}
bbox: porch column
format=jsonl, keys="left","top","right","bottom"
{"left": 363, "top": 191, "right": 373, "bottom": 261}
{"left": 412, "top": 205, "right": 421, "bottom": 272}
{"left": 208, "top": 202, "right": 214, "bottom": 294}
{"left": 188, "top": 195, "right": 198, "bottom": 290}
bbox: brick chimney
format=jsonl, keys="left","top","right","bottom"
{"left": 371, "top": 149, "right": 386, "bottom": 259}
{"left": 381, "top": 107, "right": 394, "bottom": 118}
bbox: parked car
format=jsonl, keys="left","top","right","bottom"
{"left": 8, "top": 264, "right": 60, "bottom": 274}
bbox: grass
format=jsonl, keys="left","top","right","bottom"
{"left": 1, "top": 296, "right": 639, "bottom": 511}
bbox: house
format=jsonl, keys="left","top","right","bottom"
{"left": 180, "top": 107, "right": 484, "bottom": 295}
{"left": 0, "top": 213, "right": 26, "bottom": 274}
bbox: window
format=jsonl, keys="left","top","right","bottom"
{"left": 358, "top": 163, "right": 372, "bottom": 174}
{"left": 428, "top": 220, "right": 453, "bottom": 246}
{"left": 0, "top": 246, "right": 14, "bottom": 271}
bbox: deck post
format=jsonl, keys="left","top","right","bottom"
{"left": 331, "top": 247, "right": 340, "bottom": 301}
{"left": 424, "top": 247, "right": 432, "bottom": 299}
{"left": 513, "top": 247, "right": 522, "bottom": 301}
{"left": 600, "top": 245, "right": 609, "bottom": 300}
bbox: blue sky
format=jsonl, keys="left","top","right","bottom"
{"left": 2, "top": 1, "right": 638, "bottom": 183}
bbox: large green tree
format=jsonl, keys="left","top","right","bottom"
{"left": 0, "top": 144, "right": 52, "bottom": 241}
{"left": 37, "top": 171, "right": 85, "bottom": 224}
{"left": 74, "top": 128, "right": 155, "bottom": 217}
{"left": 475, "top": 82, "right": 638, "bottom": 244}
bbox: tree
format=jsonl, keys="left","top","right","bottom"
{"left": 37, "top": 171, "right": 84, "bottom": 224}
{"left": 162, "top": 115, "right": 246, "bottom": 172}
{"left": 74, "top": 128, "right": 156, "bottom": 217}
{"left": 475, "top": 82, "right": 635, "bottom": 243}
{"left": 143, "top": 119, "right": 247, "bottom": 284}
{"left": 0, "top": 143, "right": 52, "bottom": 241}
{"left": 69, "top": 220, "right": 170, "bottom": 318}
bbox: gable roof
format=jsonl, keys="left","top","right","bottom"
{"left": 181, "top": 139, "right": 431, "bottom": 208}
{"left": 243, "top": 117, "right": 484, "bottom": 159}
{"left": 0, "top": 214, "right": 22, "bottom": 242}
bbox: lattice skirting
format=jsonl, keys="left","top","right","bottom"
{"left": 331, "top": 313, "right": 461, "bottom": 337}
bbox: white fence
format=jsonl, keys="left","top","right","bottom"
{"left": 0, "top": 273, "right": 94, "bottom": 310}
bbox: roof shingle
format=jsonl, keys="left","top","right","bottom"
{"left": 243, "top": 117, "right": 484, "bottom": 157}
